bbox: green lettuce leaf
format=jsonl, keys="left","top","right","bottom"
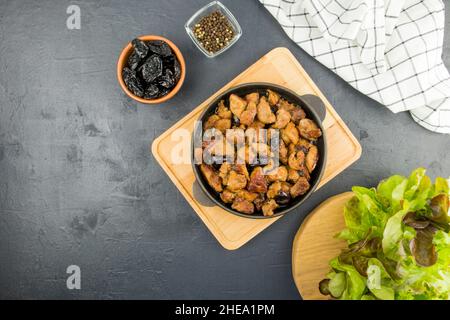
{"left": 328, "top": 272, "right": 346, "bottom": 298}
{"left": 321, "top": 168, "right": 450, "bottom": 300}
{"left": 382, "top": 207, "right": 410, "bottom": 260}
{"left": 377, "top": 175, "right": 407, "bottom": 210}
{"left": 434, "top": 177, "right": 449, "bottom": 196}
{"left": 366, "top": 258, "right": 395, "bottom": 300}
{"left": 330, "top": 258, "right": 366, "bottom": 300}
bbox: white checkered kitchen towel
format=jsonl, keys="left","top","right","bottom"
{"left": 260, "top": 0, "right": 450, "bottom": 134}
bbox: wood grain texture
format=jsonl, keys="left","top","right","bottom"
{"left": 292, "top": 192, "right": 354, "bottom": 300}
{"left": 151, "top": 47, "right": 361, "bottom": 250}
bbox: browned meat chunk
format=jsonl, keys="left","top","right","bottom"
{"left": 267, "top": 181, "right": 282, "bottom": 199}
{"left": 305, "top": 145, "right": 319, "bottom": 173}
{"left": 200, "top": 164, "right": 223, "bottom": 192}
{"left": 277, "top": 99, "right": 293, "bottom": 114}
{"left": 204, "top": 114, "right": 220, "bottom": 130}
{"left": 257, "top": 97, "right": 276, "bottom": 124}
{"left": 298, "top": 138, "right": 313, "bottom": 153}
{"left": 253, "top": 194, "right": 265, "bottom": 211}
{"left": 262, "top": 199, "right": 279, "bottom": 216}
{"left": 280, "top": 182, "right": 292, "bottom": 193}
{"left": 281, "top": 122, "right": 299, "bottom": 145}
{"left": 267, "top": 181, "right": 291, "bottom": 199}
{"left": 218, "top": 163, "right": 231, "bottom": 184}
{"left": 272, "top": 108, "right": 291, "bottom": 129}
{"left": 233, "top": 164, "right": 250, "bottom": 181}
{"left": 267, "top": 89, "right": 280, "bottom": 105}
{"left": 264, "top": 164, "right": 288, "bottom": 182}
{"left": 279, "top": 140, "right": 288, "bottom": 164}
{"left": 236, "top": 190, "right": 259, "bottom": 202}
{"left": 290, "top": 177, "right": 310, "bottom": 198}
{"left": 288, "top": 140, "right": 312, "bottom": 159}
{"left": 288, "top": 142, "right": 296, "bottom": 155}
{"left": 216, "top": 100, "right": 232, "bottom": 119}
{"left": 232, "top": 197, "right": 254, "bottom": 214}
{"left": 288, "top": 150, "right": 305, "bottom": 170}
{"left": 232, "top": 123, "right": 246, "bottom": 130}
{"left": 220, "top": 189, "right": 235, "bottom": 203}
{"left": 287, "top": 168, "right": 300, "bottom": 183}
{"left": 290, "top": 107, "right": 306, "bottom": 123}
{"left": 298, "top": 119, "right": 322, "bottom": 141}
{"left": 214, "top": 118, "right": 231, "bottom": 133}
{"left": 245, "top": 92, "right": 260, "bottom": 104}
{"left": 278, "top": 99, "right": 306, "bottom": 124}
{"left": 247, "top": 120, "right": 265, "bottom": 130}
{"left": 248, "top": 167, "right": 268, "bottom": 193}
{"left": 229, "top": 94, "right": 247, "bottom": 117}
{"left": 219, "top": 163, "right": 249, "bottom": 186}
{"left": 298, "top": 165, "right": 311, "bottom": 180}
{"left": 226, "top": 170, "right": 247, "bottom": 192}
{"left": 240, "top": 101, "right": 257, "bottom": 126}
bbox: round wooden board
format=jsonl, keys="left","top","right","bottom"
{"left": 292, "top": 192, "right": 354, "bottom": 300}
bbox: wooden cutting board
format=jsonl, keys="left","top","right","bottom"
{"left": 292, "top": 192, "right": 354, "bottom": 300}
{"left": 151, "top": 47, "right": 361, "bottom": 250}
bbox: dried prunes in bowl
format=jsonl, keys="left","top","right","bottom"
{"left": 122, "top": 39, "right": 181, "bottom": 99}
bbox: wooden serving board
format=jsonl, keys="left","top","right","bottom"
{"left": 151, "top": 47, "right": 361, "bottom": 250}
{"left": 292, "top": 192, "right": 353, "bottom": 300}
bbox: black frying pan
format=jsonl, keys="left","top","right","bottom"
{"left": 192, "top": 83, "right": 327, "bottom": 219}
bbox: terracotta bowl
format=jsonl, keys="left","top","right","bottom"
{"left": 117, "top": 35, "right": 186, "bottom": 104}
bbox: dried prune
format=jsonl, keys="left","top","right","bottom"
{"left": 144, "top": 84, "right": 160, "bottom": 99}
{"left": 162, "top": 55, "right": 175, "bottom": 66}
{"left": 148, "top": 40, "right": 172, "bottom": 57}
{"left": 158, "top": 69, "right": 175, "bottom": 89}
{"left": 275, "top": 191, "right": 291, "bottom": 206}
{"left": 127, "top": 51, "right": 142, "bottom": 70}
{"left": 173, "top": 59, "right": 181, "bottom": 80}
{"left": 122, "top": 38, "right": 181, "bottom": 100}
{"left": 158, "top": 87, "right": 170, "bottom": 98}
{"left": 140, "top": 55, "right": 163, "bottom": 83}
{"left": 132, "top": 39, "right": 149, "bottom": 58}
{"left": 122, "top": 67, "right": 144, "bottom": 97}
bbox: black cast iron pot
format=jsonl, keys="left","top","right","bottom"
{"left": 192, "top": 83, "right": 327, "bottom": 219}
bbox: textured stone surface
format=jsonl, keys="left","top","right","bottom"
{"left": 0, "top": 0, "right": 449, "bottom": 299}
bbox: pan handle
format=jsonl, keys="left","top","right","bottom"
{"left": 301, "top": 94, "right": 326, "bottom": 122}
{"left": 192, "top": 180, "right": 216, "bottom": 208}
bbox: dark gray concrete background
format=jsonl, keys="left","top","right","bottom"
{"left": 0, "top": 0, "right": 449, "bottom": 299}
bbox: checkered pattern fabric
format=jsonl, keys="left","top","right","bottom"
{"left": 260, "top": 0, "right": 450, "bottom": 134}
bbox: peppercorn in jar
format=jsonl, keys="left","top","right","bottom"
{"left": 185, "top": 1, "right": 242, "bottom": 58}
{"left": 193, "top": 11, "right": 235, "bottom": 54}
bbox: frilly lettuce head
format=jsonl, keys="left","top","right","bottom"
{"left": 319, "top": 168, "right": 450, "bottom": 300}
